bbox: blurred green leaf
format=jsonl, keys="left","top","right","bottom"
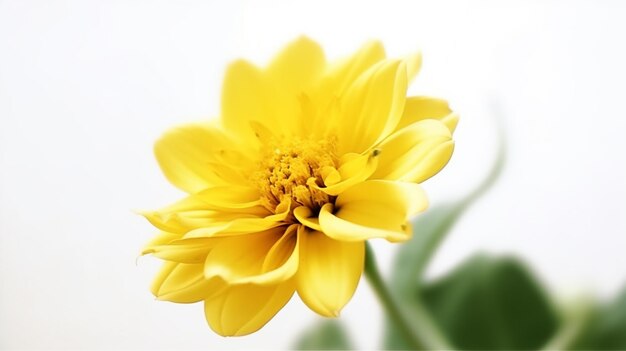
{"left": 573, "top": 287, "right": 626, "bottom": 350}
{"left": 420, "top": 254, "right": 559, "bottom": 350}
{"left": 293, "top": 319, "right": 354, "bottom": 350}
{"left": 383, "top": 121, "right": 506, "bottom": 350}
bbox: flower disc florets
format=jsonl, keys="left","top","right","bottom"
{"left": 255, "top": 137, "right": 337, "bottom": 213}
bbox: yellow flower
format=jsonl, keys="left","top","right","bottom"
{"left": 142, "top": 37, "right": 457, "bottom": 336}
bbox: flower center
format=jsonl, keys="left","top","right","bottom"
{"left": 256, "top": 137, "right": 337, "bottom": 213}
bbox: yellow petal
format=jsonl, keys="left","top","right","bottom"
{"left": 221, "top": 59, "right": 299, "bottom": 142}
{"left": 373, "top": 119, "right": 454, "bottom": 183}
{"left": 266, "top": 36, "right": 326, "bottom": 96}
{"left": 150, "top": 261, "right": 176, "bottom": 296}
{"left": 182, "top": 199, "right": 291, "bottom": 239}
{"left": 296, "top": 227, "right": 364, "bottom": 317}
{"left": 337, "top": 59, "right": 407, "bottom": 154}
{"left": 203, "top": 226, "right": 298, "bottom": 285}
{"left": 204, "top": 281, "right": 295, "bottom": 336}
{"left": 306, "top": 41, "right": 386, "bottom": 137}
{"left": 293, "top": 206, "right": 322, "bottom": 231}
{"left": 143, "top": 237, "right": 219, "bottom": 264}
{"left": 396, "top": 96, "right": 458, "bottom": 133}
{"left": 405, "top": 52, "right": 423, "bottom": 82}
{"left": 336, "top": 180, "right": 428, "bottom": 215}
{"left": 195, "top": 185, "right": 262, "bottom": 211}
{"left": 310, "top": 150, "right": 380, "bottom": 196}
{"left": 141, "top": 195, "right": 268, "bottom": 235}
{"left": 140, "top": 196, "right": 210, "bottom": 233}
{"left": 143, "top": 231, "right": 181, "bottom": 251}
{"left": 154, "top": 122, "right": 252, "bottom": 193}
{"left": 152, "top": 262, "right": 225, "bottom": 303}
{"left": 318, "top": 180, "right": 428, "bottom": 242}
{"left": 323, "top": 40, "right": 386, "bottom": 97}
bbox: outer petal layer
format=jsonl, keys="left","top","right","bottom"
{"left": 296, "top": 227, "right": 364, "bottom": 317}
{"left": 204, "top": 281, "right": 295, "bottom": 336}
{"left": 151, "top": 262, "right": 224, "bottom": 303}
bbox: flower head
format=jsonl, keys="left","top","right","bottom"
{"left": 142, "top": 37, "right": 457, "bottom": 336}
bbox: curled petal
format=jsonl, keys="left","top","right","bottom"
{"left": 204, "top": 225, "right": 299, "bottom": 285}
{"left": 310, "top": 150, "right": 379, "bottom": 196}
{"left": 293, "top": 206, "right": 322, "bottom": 231}
{"left": 319, "top": 180, "right": 428, "bottom": 242}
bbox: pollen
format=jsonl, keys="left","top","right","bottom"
{"left": 255, "top": 137, "right": 338, "bottom": 213}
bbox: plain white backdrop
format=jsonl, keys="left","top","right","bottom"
{"left": 1, "top": 0, "right": 625, "bottom": 349}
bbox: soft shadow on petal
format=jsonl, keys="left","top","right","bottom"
{"left": 204, "top": 281, "right": 296, "bottom": 336}
{"left": 319, "top": 180, "right": 428, "bottom": 242}
{"left": 373, "top": 119, "right": 454, "bottom": 183}
{"left": 296, "top": 227, "right": 364, "bottom": 317}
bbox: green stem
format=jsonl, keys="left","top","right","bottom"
{"left": 540, "top": 296, "right": 594, "bottom": 351}
{"left": 364, "top": 243, "right": 424, "bottom": 350}
{"left": 364, "top": 243, "right": 453, "bottom": 350}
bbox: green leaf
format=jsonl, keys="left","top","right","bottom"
{"left": 573, "top": 287, "right": 626, "bottom": 350}
{"left": 420, "top": 254, "right": 559, "bottom": 350}
{"left": 293, "top": 319, "right": 354, "bottom": 350}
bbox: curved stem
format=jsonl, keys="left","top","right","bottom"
{"left": 364, "top": 242, "right": 425, "bottom": 350}
{"left": 540, "top": 296, "right": 594, "bottom": 351}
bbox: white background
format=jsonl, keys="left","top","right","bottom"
{"left": 1, "top": 0, "right": 626, "bottom": 349}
